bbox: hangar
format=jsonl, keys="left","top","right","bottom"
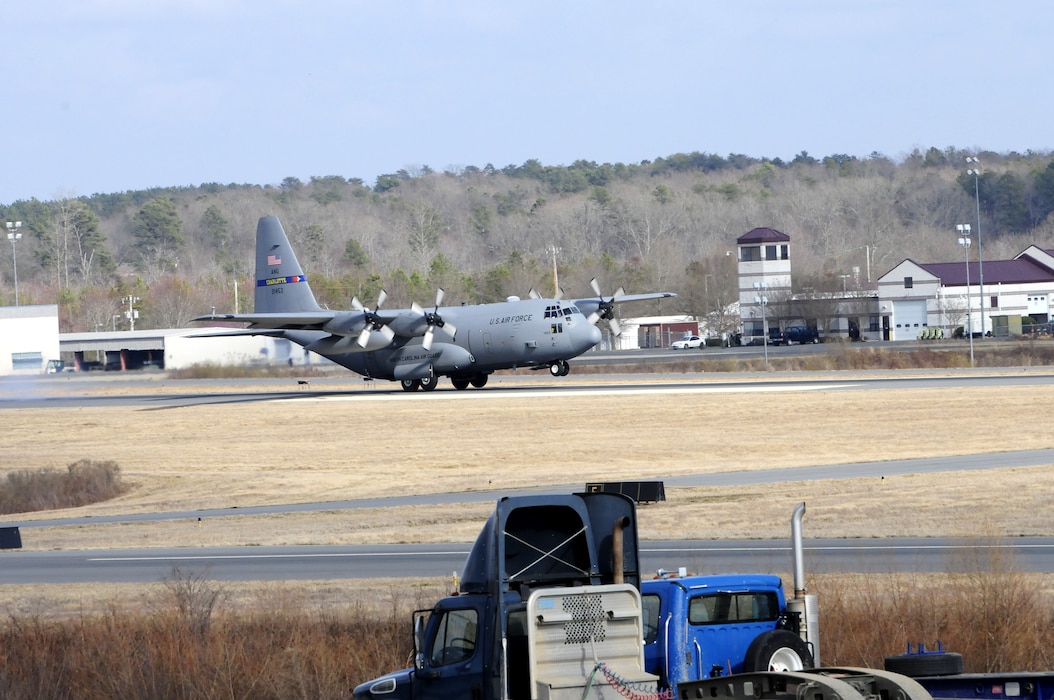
{"left": 57, "top": 328, "right": 322, "bottom": 372}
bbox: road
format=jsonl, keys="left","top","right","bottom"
{"left": 4, "top": 536, "right": 1053, "bottom": 585}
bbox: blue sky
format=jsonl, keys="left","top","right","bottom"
{"left": 3, "top": 0, "right": 1051, "bottom": 204}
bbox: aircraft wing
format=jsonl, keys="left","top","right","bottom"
{"left": 191, "top": 311, "right": 337, "bottom": 330}
{"left": 573, "top": 291, "right": 676, "bottom": 318}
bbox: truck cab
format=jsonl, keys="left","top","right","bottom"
{"left": 353, "top": 492, "right": 650, "bottom": 700}
{"left": 641, "top": 573, "right": 814, "bottom": 692}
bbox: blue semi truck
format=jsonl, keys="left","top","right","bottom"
{"left": 352, "top": 495, "right": 938, "bottom": 700}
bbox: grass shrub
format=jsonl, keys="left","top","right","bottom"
{"left": 0, "top": 572, "right": 412, "bottom": 700}
{"left": 816, "top": 541, "right": 1054, "bottom": 672}
{"left": 0, "top": 459, "right": 127, "bottom": 515}
{"left": 2, "top": 559, "right": 1051, "bottom": 697}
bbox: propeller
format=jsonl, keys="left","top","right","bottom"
{"left": 353, "top": 290, "right": 396, "bottom": 348}
{"left": 415, "top": 288, "right": 456, "bottom": 351}
{"left": 586, "top": 278, "right": 625, "bottom": 336}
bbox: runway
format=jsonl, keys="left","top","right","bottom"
{"left": 2, "top": 368, "right": 1053, "bottom": 585}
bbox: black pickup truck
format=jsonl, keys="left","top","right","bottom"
{"left": 769, "top": 325, "right": 820, "bottom": 345}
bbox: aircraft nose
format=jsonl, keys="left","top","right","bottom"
{"left": 586, "top": 323, "right": 602, "bottom": 347}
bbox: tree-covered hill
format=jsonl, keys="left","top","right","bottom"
{"left": 2, "top": 146, "right": 1053, "bottom": 333}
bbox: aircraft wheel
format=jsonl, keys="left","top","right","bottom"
{"left": 549, "top": 362, "right": 562, "bottom": 377}
{"left": 559, "top": 360, "right": 570, "bottom": 376}
{"left": 400, "top": 379, "right": 421, "bottom": 392}
{"left": 470, "top": 373, "right": 488, "bottom": 388}
{"left": 420, "top": 376, "right": 439, "bottom": 392}
{"left": 451, "top": 378, "right": 470, "bottom": 390}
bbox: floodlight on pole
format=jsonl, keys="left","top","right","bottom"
{"left": 966, "top": 157, "right": 985, "bottom": 337}
{"left": 6, "top": 221, "right": 22, "bottom": 306}
{"left": 956, "top": 224, "right": 974, "bottom": 367}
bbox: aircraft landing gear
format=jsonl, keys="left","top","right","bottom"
{"left": 452, "top": 373, "right": 488, "bottom": 390}
{"left": 549, "top": 360, "right": 570, "bottom": 377}
{"left": 402, "top": 376, "right": 439, "bottom": 391}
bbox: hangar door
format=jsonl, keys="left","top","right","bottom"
{"left": 892, "top": 300, "right": 927, "bottom": 340}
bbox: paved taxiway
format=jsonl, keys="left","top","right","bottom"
{"left": 2, "top": 369, "right": 1053, "bottom": 584}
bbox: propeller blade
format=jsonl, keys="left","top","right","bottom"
{"left": 411, "top": 301, "right": 426, "bottom": 317}
{"left": 351, "top": 296, "right": 364, "bottom": 311}
{"left": 435, "top": 288, "right": 445, "bottom": 307}
{"left": 376, "top": 289, "right": 387, "bottom": 308}
{"left": 528, "top": 288, "right": 540, "bottom": 300}
{"left": 378, "top": 325, "right": 396, "bottom": 344}
{"left": 608, "top": 318, "right": 621, "bottom": 336}
{"left": 587, "top": 310, "right": 601, "bottom": 325}
{"left": 422, "top": 327, "right": 434, "bottom": 351}
{"left": 356, "top": 327, "right": 372, "bottom": 348}
{"left": 443, "top": 320, "right": 456, "bottom": 339}
{"left": 590, "top": 277, "right": 602, "bottom": 297}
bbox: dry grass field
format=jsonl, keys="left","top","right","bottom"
{"left": 1, "top": 369, "right": 1053, "bottom": 615}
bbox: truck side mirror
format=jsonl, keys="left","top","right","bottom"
{"left": 414, "top": 613, "right": 427, "bottom": 659}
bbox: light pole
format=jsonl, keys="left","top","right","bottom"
{"left": 839, "top": 274, "right": 850, "bottom": 295}
{"left": 966, "top": 157, "right": 985, "bottom": 336}
{"left": 6, "top": 221, "right": 22, "bottom": 306}
{"left": 753, "top": 282, "right": 768, "bottom": 365}
{"left": 956, "top": 224, "right": 974, "bottom": 367}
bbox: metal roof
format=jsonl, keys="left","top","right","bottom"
{"left": 737, "top": 227, "right": 790, "bottom": 244}
{"left": 919, "top": 258, "right": 1054, "bottom": 287}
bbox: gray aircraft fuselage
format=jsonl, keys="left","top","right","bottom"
{"left": 192, "top": 215, "right": 673, "bottom": 391}
{"left": 287, "top": 297, "right": 601, "bottom": 383}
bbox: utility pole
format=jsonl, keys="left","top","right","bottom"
{"left": 6, "top": 221, "right": 22, "bottom": 306}
{"left": 546, "top": 245, "right": 560, "bottom": 297}
{"left": 122, "top": 295, "right": 140, "bottom": 331}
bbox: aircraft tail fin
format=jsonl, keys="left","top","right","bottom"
{"left": 253, "top": 215, "right": 322, "bottom": 314}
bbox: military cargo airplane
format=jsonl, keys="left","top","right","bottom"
{"left": 192, "top": 215, "right": 675, "bottom": 391}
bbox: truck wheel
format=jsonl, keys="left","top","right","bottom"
{"left": 883, "top": 652, "right": 963, "bottom": 677}
{"left": 745, "top": 630, "right": 814, "bottom": 672}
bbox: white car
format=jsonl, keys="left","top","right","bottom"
{"left": 670, "top": 335, "right": 704, "bottom": 349}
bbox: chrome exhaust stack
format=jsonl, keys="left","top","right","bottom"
{"left": 786, "top": 502, "right": 820, "bottom": 666}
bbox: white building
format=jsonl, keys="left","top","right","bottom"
{"left": 736, "top": 227, "right": 792, "bottom": 341}
{"left": 878, "top": 245, "right": 1054, "bottom": 340}
{"left": 0, "top": 305, "right": 61, "bottom": 375}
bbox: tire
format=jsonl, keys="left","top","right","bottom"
{"left": 883, "top": 652, "right": 963, "bottom": 677}
{"left": 470, "top": 373, "right": 489, "bottom": 388}
{"left": 419, "top": 376, "right": 439, "bottom": 392}
{"left": 451, "top": 378, "right": 470, "bottom": 390}
{"left": 400, "top": 379, "right": 421, "bottom": 392}
{"left": 744, "top": 630, "right": 814, "bottom": 672}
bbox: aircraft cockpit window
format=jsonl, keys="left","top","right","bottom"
{"left": 562, "top": 307, "right": 573, "bottom": 316}
{"left": 570, "top": 305, "right": 582, "bottom": 315}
